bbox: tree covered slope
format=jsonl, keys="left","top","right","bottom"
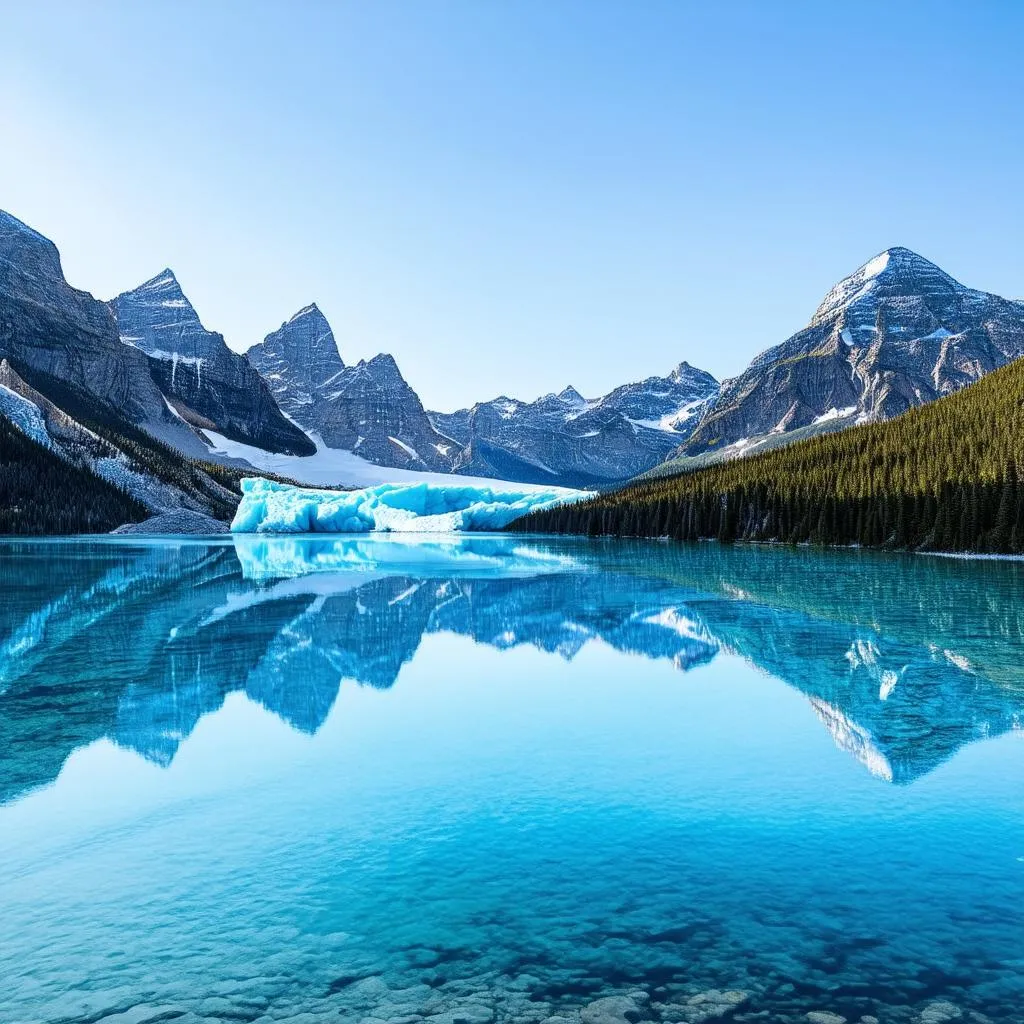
{"left": 0, "top": 416, "right": 149, "bottom": 535}
{"left": 509, "top": 355, "right": 1024, "bottom": 554}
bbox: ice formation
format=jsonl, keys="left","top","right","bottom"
{"left": 231, "top": 535, "right": 580, "bottom": 580}
{"left": 230, "top": 477, "right": 591, "bottom": 534}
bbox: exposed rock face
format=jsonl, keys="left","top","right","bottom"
{"left": 305, "top": 353, "right": 462, "bottom": 472}
{"left": 247, "top": 309, "right": 461, "bottom": 472}
{"left": 0, "top": 210, "right": 170, "bottom": 426}
{"left": 110, "top": 271, "right": 315, "bottom": 455}
{"left": 432, "top": 365, "right": 719, "bottom": 488}
{"left": 0, "top": 359, "right": 238, "bottom": 517}
{"left": 247, "top": 303, "right": 345, "bottom": 416}
{"left": 247, "top": 303, "right": 718, "bottom": 485}
{"left": 596, "top": 361, "right": 719, "bottom": 428}
{"left": 681, "top": 247, "right": 1024, "bottom": 458}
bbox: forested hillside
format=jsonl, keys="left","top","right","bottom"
{"left": 509, "top": 356, "right": 1024, "bottom": 554}
{"left": 0, "top": 416, "right": 148, "bottom": 534}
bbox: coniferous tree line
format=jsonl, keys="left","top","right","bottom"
{"left": 510, "top": 355, "right": 1024, "bottom": 554}
{"left": 0, "top": 415, "right": 148, "bottom": 534}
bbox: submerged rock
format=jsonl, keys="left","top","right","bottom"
{"left": 806, "top": 1012, "right": 846, "bottom": 1024}
{"left": 580, "top": 995, "right": 643, "bottom": 1024}
{"left": 919, "top": 1003, "right": 962, "bottom": 1024}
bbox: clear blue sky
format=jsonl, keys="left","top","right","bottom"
{"left": 2, "top": 1, "right": 1023, "bottom": 411}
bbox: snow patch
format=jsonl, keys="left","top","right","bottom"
{"left": 204, "top": 429, "right": 522, "bottom": 490}
{"left": 861, "top": 251, "right": 891, "bottom": 279}
{"left": 0, "top": 384, "right": 52, "bottom": 448}
{"left": 388, "top": 435, "right": 420, "bottom": 460}
{"left": 812, "top": 405, "right": 858, "bottom": 426}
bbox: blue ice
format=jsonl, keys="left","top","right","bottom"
{"left": 230, "top": 477, "right": 590, "bottom": 534}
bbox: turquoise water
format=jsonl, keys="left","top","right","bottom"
{"left": 1, "top": 536, "right": 1023, "bottom": 1024}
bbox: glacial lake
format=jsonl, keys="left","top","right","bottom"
{"left": 1, "top": 536, "right": 1023, "bottom": 1024}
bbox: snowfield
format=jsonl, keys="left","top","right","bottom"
{"left": 203, "top": 429, "right": 544, "bottom": 490}
{"left": 231, "top": 478, "right": 591, "bottom": 534}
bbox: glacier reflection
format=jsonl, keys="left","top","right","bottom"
{"left": 1, "top": 535, "right": 1023, "bottom": 803}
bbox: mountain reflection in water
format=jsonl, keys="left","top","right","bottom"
{"left": 1, "top": 534, "right": 1022, "bottom": 805}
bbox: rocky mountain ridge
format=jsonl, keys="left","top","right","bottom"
{"left": 673, "top": 246, "right": 1024, "bottom": 464}
{"left": 246, "top": 308, "right": 461, "bottom": 472}
{"left": 430, "top": 362, "right": 719, "bottom": 487}
{"left": 0, "top": 211, "right": 175, "bottom": 430}
{"left": 110, "top": 270, "right": 314, "bottom": 455}
{"left": 5, "top": 204, "right": 1024, "bottom": 526}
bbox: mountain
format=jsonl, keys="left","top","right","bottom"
{"left": 0, "top": 387, "right": 148, "bottom": 534}
{"left": 0, "top": 358, "right": 239, "bottom": 521}
{"left": 431, "top": 363, "right": 719, "bottom": 488}
{"left": 511, "top": 352, "right": 1024, "bottom": 554}
{"left": 0, "top": 210, "right": 173, "bottom": 429}
{"left": 247, "top": 307, "right": 461, "bottom": 472}
{"left": 110, "top": 271, "right": 314, "bottom": 456}
{"left": 674, "top": 247, "right": 1024, "bottom": 463}
{"left": 0, "top": 211, "right": 253, "bottom": 530}
{"left": 246, "top": 302, "right": 717, "bottom": 486}
{"left": 246, "top": 303, "right": 344, "bottom": 415}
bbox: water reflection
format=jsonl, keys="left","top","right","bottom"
{"left": 1, "top": 535, "right": 1022, "bottom": 804}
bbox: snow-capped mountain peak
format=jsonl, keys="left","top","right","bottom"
{"left": 111, "top": 268, "right": 214, "bottom": 359}
{"left": 109, "top": 272, "right": 315, "bottom": 455}
{"left": 288, "top": 302, "right": 322, "bottom": 323}
{"left": 810, "top": 247, "right": 961, "bottom": 329}
{"left": 676, "top": 246, "right": 1024, "bottom": 463}
{"left": 428, "top": 361, "right": 719, "bottom": 487}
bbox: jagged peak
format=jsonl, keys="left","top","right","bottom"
{"left": 112, "top": 268, "right": 195, "bottom": 311}
{"left": 811, "top": 246, "right": 962, "bottom": 327}
{"left": 260, "top": 302, "right": 334, "bottom": 344}
{"left": 668, "top": 361, "right": 719, "bottom": 388}
{"left": 0, "top": 210, "right": 64, "bottom": 283}
{"left": 0, "top": 209, "right": 55, "bottom": 248}
{"left": 151, "top": 266, "right": 178, "bottom": 285}
{"left": 287, "top": 302, "right": 323, "bottom": 324}
{"left": 350, "top": 352, "right": 407, "bottom": 384}
{"left": 858, "top": 246, "right": 947, "bottom": 278}
{"left": 137, "top": 268, "right": 182, "bottom": 292}
{"left": 558, "top": 385, "right": 586, "bottom": 405}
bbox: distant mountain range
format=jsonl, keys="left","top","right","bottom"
{"left": 3, "top": 206, "right": 1024, "bottom": 533}
{"left": 244, "top": 299, "right": 719, "bottom": 485}
{"left": 430, "top": 363, "right": 718, "bottom": 487}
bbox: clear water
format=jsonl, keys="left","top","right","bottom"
{"left": 1, "top": 535, "right": 1023, "bottom": 1024}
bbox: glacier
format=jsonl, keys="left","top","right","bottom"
{"left": 231, "top": 477, "right": 591, "bottom": 534}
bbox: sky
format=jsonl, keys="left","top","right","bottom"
{"left": 2, "top": 1, "right": 1023, "bottom": 412}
